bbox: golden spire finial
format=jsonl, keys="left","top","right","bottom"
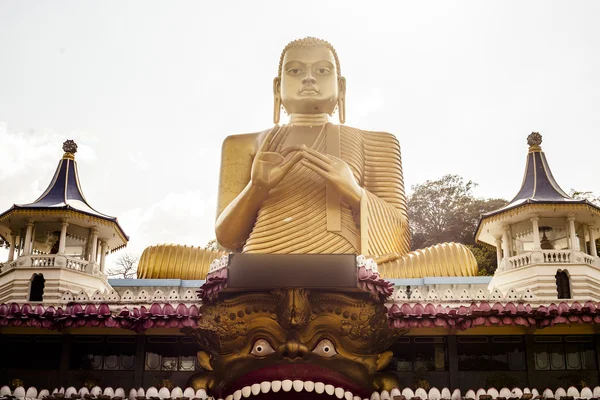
{"left": 527, "top": 132, "right": 542, "bottom": 152}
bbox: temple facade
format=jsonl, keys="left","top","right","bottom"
{"left": 1, "top": 36, "right": 600, "bottom": 400}
{"left": 1, "top": 134, "right": 599, "bottom": 400}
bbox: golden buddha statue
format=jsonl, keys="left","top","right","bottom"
{"left": 138, "top": 37, "right": 477, "bottom": 279}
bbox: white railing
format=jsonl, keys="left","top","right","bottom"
{"left": 543, "top": 249, "right": 571, "bottom": 263}
{"left": 66, "top": 257, "right": 88, "bottom": 272}
{"left": 508, "top": 253, "right": 531, "bottom": 269}
{"left": 31, "top": 256, "right": 55, "bottom": 267}
{"left": 503, "top": 250, "right": 598, "bottom": 271}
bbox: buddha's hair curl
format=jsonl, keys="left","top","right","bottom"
{"left": 278, "top": 36, "right": 341, "bottom": 77}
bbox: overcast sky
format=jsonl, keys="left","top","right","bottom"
{"left": 1, "top": 1, "right": 599, "bottom": 266}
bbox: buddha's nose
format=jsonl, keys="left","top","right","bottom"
{"left": 279, "top": 340, "right": 309, "bottom": 360}
{"left": 301, "top": 74, "right": 316, "bottom": 85}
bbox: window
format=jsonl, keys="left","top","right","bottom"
{"left": 457, "top": 336, "right": 526, "bottom": 371}
{"left": 2, "top": 335, "right": 62, "bottom": 369}
{"left": 145, "top": 337, "right": 200, "bottom": 371}
{"left": 556, "top": 271, "right": 571, "bottom": 299}
{"left": 29, "top": 273, "right": 45, "bottom": 301}
{"left": 70, "top": 336, "right": 136, "bottom": 370}
{"left": 388, "top": 337, "right": 446, "bottom": 372}
{"left": 534, "top": 336, "right": 597, "bottom": 370}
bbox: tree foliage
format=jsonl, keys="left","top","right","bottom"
{"left": 571, "top": 189, "right": 600, "bottom": 255}
{"left": 107, "top": 253, "right": 139, "bottom": 279}
{"left": 407, "top": 174, "right": 507, "bottom": 275}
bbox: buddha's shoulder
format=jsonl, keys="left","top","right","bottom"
{"left": 341, "top": 125, "right": 400, "bottom": 148}
{"left": 221, "top": 131, "right": 263, "bottom": 155}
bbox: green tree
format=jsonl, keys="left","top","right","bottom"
{"left": 408, "top": 174, "right": 507, "bottom": 274}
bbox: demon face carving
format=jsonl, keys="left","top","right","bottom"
{"left": 183, "top": 289, "right": 404, "bottom": 399}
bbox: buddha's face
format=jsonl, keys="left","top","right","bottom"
{"left": 277, "top": 46, "right": 344, "bottom": 115}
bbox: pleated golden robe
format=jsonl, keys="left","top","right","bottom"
{"left": 218, "top": 124, "right": 411, "bottom": 258}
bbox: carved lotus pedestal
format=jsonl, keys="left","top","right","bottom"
{"left": 183, "top": 254, "right": 403, "bottom": 399}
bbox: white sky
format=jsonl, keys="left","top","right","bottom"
{"left": 1, "top": 1, "right": 600, "bottom": 266}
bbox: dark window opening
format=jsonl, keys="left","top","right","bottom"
{"left": 70, "top": 336, "right": 136, "bottom": 370}
{"left": 145, "top": 336, "right": 200, "bottom": 371}
{"left": 556, "top": 270, "right": 571, "bottom": 299}
{"left": 534, "top": 335, "right": 597, "bottom": 370}
{"left": 29, "top": 273, "right": 45, "bottom": 302}
{"left": 457, "top": 336, "right": 526, "bottom": 371}
{"left": 388, "top": 337, "right": 446, "bottom": 372}
{"left": 2, "top": 335, "right": 62, "bottom": 369}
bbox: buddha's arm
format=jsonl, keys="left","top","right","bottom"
{"left": 360, "top": 131, "right": 411, "bottom": 257}
{"left": 215, "top": 128, "right": 303, "bottom": 250}
{"left": 215, "top": 134, "right": 261, "bottom": 250}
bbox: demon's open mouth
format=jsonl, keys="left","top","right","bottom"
{"left": 219, "top": 364, "right": 368, "bottom": 399}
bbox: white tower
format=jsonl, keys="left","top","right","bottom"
{"left": 476, "top": 133, "right": 600, "bottom": 301}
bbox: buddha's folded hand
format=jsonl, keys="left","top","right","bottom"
{"left": 250, "top": 126, "right": 303, "bottom": 191}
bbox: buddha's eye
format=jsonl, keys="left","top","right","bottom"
{"left": 251, "top": 339, "right": 275, "bottom": 357}
{"left": 315, "top": 68, "right": 330, "bottom": 75}
{"left": 312, "top": 339, "right": 337, "bottom": 358}
{"left": 287, "top": 68, "right": 302, "bottom": 75}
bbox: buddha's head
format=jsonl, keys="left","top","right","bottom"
{"left": 274, "top": 37, "right": 346, "bottom": 124}
{"left": 184, "top": 290, "right": 402, "bottom": 399}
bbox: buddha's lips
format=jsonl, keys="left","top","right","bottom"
{"left": 223, "top": 364, "right": 368, "bottom": 397}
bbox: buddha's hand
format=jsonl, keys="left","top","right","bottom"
{"left": 251, "top": 126, "right": 303, "bottom": 190}
{"left": 284, "top": 145, "right": 363, "bottom": 209}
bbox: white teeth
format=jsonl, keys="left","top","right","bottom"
{"left": 354, "top": 396, "right": 361, "bottom": 400}
{"left": 335, "top": 387, "right": 345, "bottom": 398}
{"left": 325, "top": 384, "right": 335, "bottom": 395}
{"left": 260, "top": 382, "right": 271, "bottom": 393}
{"left": 370, "top": 392, "right": 381, "bottom": 400}
{"left": 391, "top": 388, "right": 401, "bottom": 397}
{"left": 345, "top": 391, "right": 353, "bottom": 400}
{"left": 315, "top": 382, "right": 325, "bottom": 394}
{"left": 380, "top": 390, "right": 390, "bottom": 400}
{"left": 225, "top": 395, "right": 233, "bottom": 400}
{"left": 271, "top": 381, "right": 282, "bottom": 393}
{"left": 241, "top": 386, "right": 251, "bottom": 398}
{"left": 233, "top": 389, "right": 241, "bottom": 400}
{"left": 293, "top": 380, "right": 303, "bottom": 392}
{"left": 251, "top": 384, "right": 260, "bottom": 396}
{"left": 281, "top": 380, "right": 293, "bottom": 392}
{"left": 304, "top": 381, "right": 315, "bottom": 392}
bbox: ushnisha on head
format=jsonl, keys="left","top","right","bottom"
{"left": 273, "top": 37, "right": 346, "bottom": 124}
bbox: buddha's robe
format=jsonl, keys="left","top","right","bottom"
{"left": 219, "top": 124, "right": 411, "bottom": 257}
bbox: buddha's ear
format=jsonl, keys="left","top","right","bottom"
{"left": 273, "top": 77, "right": 281, "bottom": 124}
{"left": 338, "top": 76, "right": 346, "bottom": 124}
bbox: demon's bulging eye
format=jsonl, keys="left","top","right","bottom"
{"left": 312, "top": 339, "right": 338, "bottom": 358}
{"left": 251, "top": 339, "right": 275, "bottom": 357}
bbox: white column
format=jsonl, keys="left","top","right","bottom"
{"left": 507, "top": 227, "right": 514, "bottom": 256}
{"left": 531, "top": 216, "right": 541, "bottom": 250}
{"left": 568, "top": 215, "right": 577, "bottom": 250}
{"left": 58, "top": 219, "right": 69, "bottom": 255}
{"left": 589, "top": 225, "right": 598, "bottom": 258}
{"left": 8, "top": 232, "right": 17, "bottom": 261}
{"left": 23, "top": 220, "right": 34, "bottom": 255}
{"left": 100, "top": 240, "right": 107, "bottom": 272}
{"left": 495, "top": 236, "right": 503, "bottom": 267}
{"left": 90, "top": 228, "right": 98, "bottom": 263}
{"left": 502, "top": 226, "right": 511, "bottom": 260}
{"left": 581, "top": 224, "right": 589, "bottom": 254}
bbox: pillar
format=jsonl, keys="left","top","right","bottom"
{"left": 58, "top": 219, "right": 69, "bottom": 255}
{"left": 8, "top": 232, "right": 17, "bottom": 261}
{"left": 99, "top": 240, "right": 107, "bottom": 272}
{"left": 582, "top": 224, "right": 589, "bottom": 254}
{"left": 89, "top": 228, "right": 98, "bottom": 263}
{"left": 502, "top": 227, "right": 511, "bottom": 260}
{"left": 531, "top": 216, "right": 541, "bottom": 250}
{"left": 568, "top": 215, "right": 577, "bottom": 250}
{"left": 23, "top": 220, "right": 34, "bottom": 255}
{"left": 447, "top": 335, "right": 459, "bottom": 390}
{"left": 495, "top": 236, "right": 503, "bottom": 268}
{"left": 590, "top": 225, "right": 598, "bottom": 257}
